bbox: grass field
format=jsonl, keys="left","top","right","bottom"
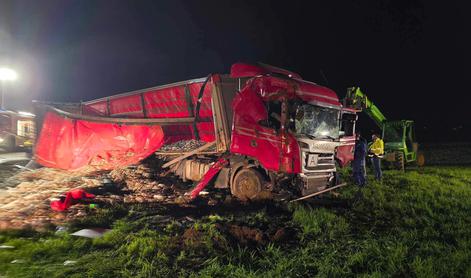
{"left": 1, "top": 166, "right": 470, "bottom": 277}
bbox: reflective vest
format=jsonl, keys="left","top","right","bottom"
{"left": 369, "top": 138, "right": 384, "bottom": 156}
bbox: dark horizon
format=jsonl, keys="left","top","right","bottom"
{"left": 1, "top": 0, "right": 470, "bottom": 142}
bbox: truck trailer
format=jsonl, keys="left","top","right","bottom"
{"left": 33, "top": 63, "right": 356, "bottom": 200}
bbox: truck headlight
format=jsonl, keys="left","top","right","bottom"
{"left": 298, "top": 141, "right": 309, "bottom": 149}
{"left": 0, "top": 138, "right": 4, "bottom": 143}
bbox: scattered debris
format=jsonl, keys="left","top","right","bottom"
{"left": 158, "top": 140, "right": 215, "bottom": 153}
{"left": 109, "top": 163, "right": 192, "bottom": 204}
{"left": 14, "top": 164, "right": 33, "bottom": 171}
{"left": 70, "top": 228, "right": 110, "bottom": 238}
{"left": 0, "top": 167, "right": 104, "bottom": 230}
{"left": 63, "top": 260, "right": 77, "bottom": 266}
{"left": 55, "top": 226, "right": 67, "bottom": 234}
{"left": 10, "top": 259, "right": 25, "bottom": 264}
{"left": 0, "top": 155, "right": 223, "bottom": 231}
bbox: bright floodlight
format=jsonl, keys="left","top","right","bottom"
{"left": 18, "top": 111, "right": 35, "bottom": 117}
{"left": 0, "top": 68, "right": 18, "bottom": 81}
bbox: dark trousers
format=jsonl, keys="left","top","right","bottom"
{"left": 371, "top": 156, "right": 382, "bottom": 180}
{"left": 352, "top": 159, "right": 366, "bottom": 186}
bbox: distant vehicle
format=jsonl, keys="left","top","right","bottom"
{"left": 344, "top": 87, "right": 425, "bottom": 170}
{"left": 0, "top": 110, "right": 35, "bottom": 152}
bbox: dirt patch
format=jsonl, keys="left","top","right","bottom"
{"left": 271, "top": 227, "right": 288, "bottom": 242}
{"left": 182, "top": 226, "right": 203, "bottom": 244}
{"left": 227, "top": 225, "right": 266, "bottom": 245}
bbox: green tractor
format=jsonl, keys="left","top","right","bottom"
{"left": 344, "top": 87, "right": 425, "bottom": 170}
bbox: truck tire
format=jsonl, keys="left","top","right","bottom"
{"left": 4, "top": 136, "right": 16, "bottom": 152}
{"left": 231, "top": 168, "right": 263, "bottom": 201}
{"left": 394, "top": 152, "right": 405, "bottom": 171}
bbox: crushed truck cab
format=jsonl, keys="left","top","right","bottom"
{"left": 33, "top": 63, "right": 356, "bottom": 200}
{"left": 229, "top": 63, "right": 346, "bottom": 196}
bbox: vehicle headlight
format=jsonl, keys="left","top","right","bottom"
{"left": 298, "top": 141, "right": 309, "bottom": 149}
{"left": 0, "top": 138, "right": 4, "bottom": 143}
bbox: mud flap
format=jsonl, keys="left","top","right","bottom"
{"left": 190, "top": 158, "right": 229, "bottom": 199}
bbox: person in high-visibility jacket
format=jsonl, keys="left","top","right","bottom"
{"left": 369, "top": 133, "right": 384, "bottom": 181}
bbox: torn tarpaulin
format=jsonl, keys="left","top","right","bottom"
{"left": 34, "top": 111, "right": 165, "bottom": 170}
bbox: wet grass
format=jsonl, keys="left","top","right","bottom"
{"left": 1, "top": 166, "right": 471, "bottom": 277}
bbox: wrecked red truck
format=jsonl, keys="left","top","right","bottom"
{"left": 33, "top": 63, "right": 356, "bottom": 200}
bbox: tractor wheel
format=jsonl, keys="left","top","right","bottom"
{"left": 231, "top": 168, "right": 264, "bottom": 201}
{"left": 394, "top": 152, "right": 405, "bottom": 171}
{"left": 416, "top": 152, "right": 425, "bottom": 167}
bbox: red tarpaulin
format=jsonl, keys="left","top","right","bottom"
{"left": 82, "top": 77, "right": 216, "bottom": 144}
{"left": 34, "top": 112, "right": 165, "bottom": 170}
{"left": 34, "top": 77, "right": 216, "bottom": 170}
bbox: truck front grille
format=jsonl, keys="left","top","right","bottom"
{"left": 303, "top": 152, "right": 335, "bottom": 172}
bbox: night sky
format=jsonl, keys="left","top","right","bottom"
{"left": 0, "top": 0, "right": 469, "bottom": 141}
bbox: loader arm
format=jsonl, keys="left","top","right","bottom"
{"left": 345, "top": 87, "right": 387, "bottom": 129}
{"left": 344, "top": 86, "right": 423, "bottom": 168}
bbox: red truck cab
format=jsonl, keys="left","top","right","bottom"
{"left": 228, "top": 63, "right": 355, "bottom": 197}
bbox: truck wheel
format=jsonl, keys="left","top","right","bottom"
{"left": 416, "top": 152, "right": 425, "bottom": 167}
{"left": 231, "top": 168, "right": 263, "bottom": 201}
{"left": 4, "top": 136, "right": 16, "bottom": 152}
{"left": 394, "top": 152, "right": 405, "bottom": 171}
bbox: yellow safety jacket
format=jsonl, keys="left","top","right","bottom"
{"left": 369, "top": 138, "right": 384, "bottom": 156}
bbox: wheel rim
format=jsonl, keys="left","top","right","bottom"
{"left": 232, "top": 169, "right": 262, "bottom": 200}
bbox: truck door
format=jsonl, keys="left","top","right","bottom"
{"left": 230, "top": 88, "right": 284, "bottom": 172}
{"left": 337, "top": 111, "right": 357, "bottom": 167}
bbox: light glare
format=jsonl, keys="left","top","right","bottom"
{"left": 0, "top": 68, "right": 18, "bottom": 81}
{"left": 18, "top": 111, "right": 35, "bottom": 117}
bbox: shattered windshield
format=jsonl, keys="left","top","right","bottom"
{"left": 294, "top": 104, "right": 340, "bottom": 139}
